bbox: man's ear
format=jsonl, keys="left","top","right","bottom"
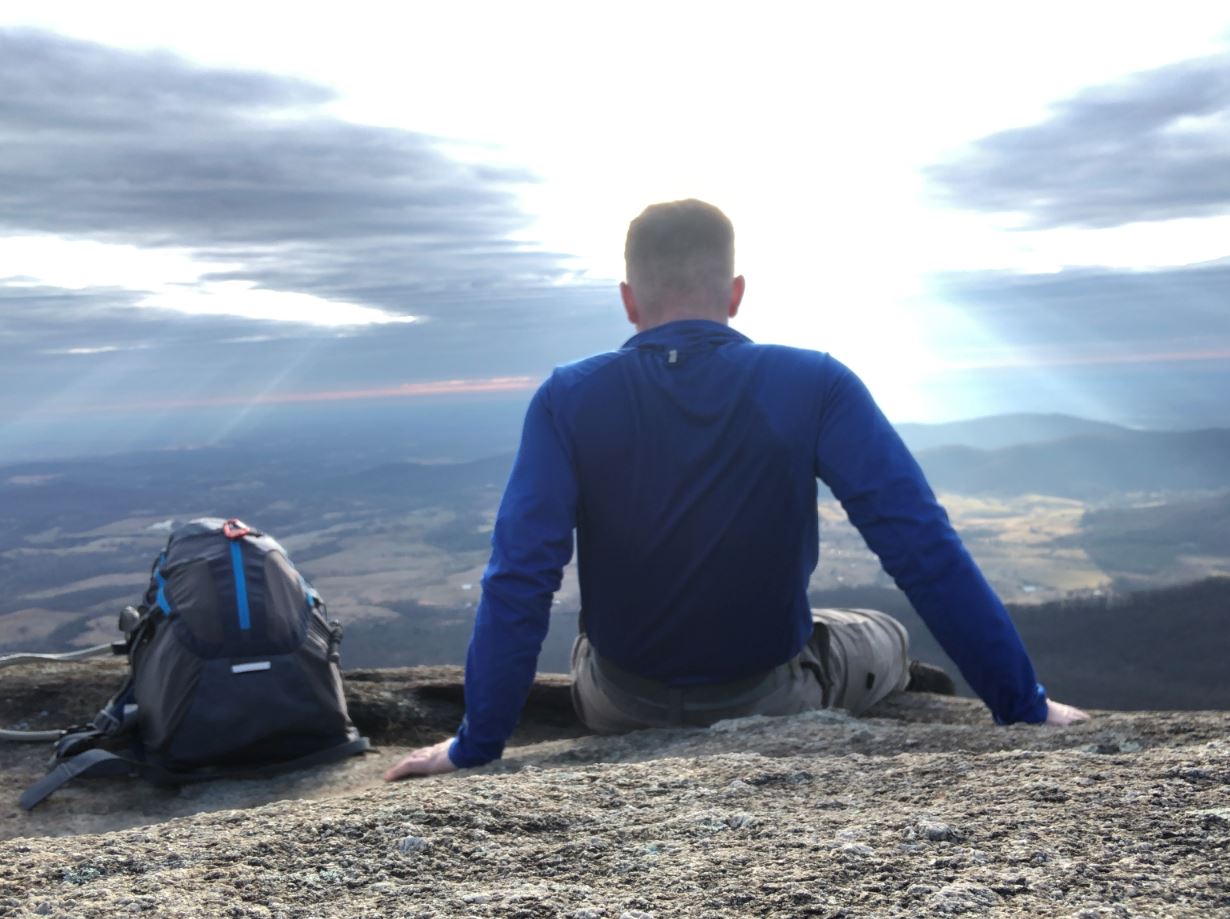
{"left": 620, "top": 281, "right": 640, "bottom": 327}
{"left": 728, "top": 275, "right": 746, "bottom": 319}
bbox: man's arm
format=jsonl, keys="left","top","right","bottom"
{"left": 385, "top": 379, "right": 578, "bottom": 779}
{"left": 814, "top": 358, "right": 1084, "bottom": 725}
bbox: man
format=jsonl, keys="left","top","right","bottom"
{"left": 386, "top": 199, "right": 1088, "bottom": 780}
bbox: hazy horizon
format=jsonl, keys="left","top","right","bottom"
{"left": 5, "top": 396, "right": 1230, "bottom": 468}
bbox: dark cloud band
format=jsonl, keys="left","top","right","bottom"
{"left": 928, "top": 53, "right": 1230, "bottom": 228}
{"left": 0, "top": 29, "right": 570, "bottom": 314}
{"left": 0, "top": 29, "right": 628, "bottom": 424}
{"left": 930, "top": 259, "right": 1230, "bottom": 356}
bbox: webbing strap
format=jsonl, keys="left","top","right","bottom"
{"left": 19, "top": 748, "right": 135, "bottom": 810}
{"left": 21, "top": 735, "right": 371, "bottom": 808}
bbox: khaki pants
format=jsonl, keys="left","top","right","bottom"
{"left": 571, "top": 608, "right": 911, "bottom": 734}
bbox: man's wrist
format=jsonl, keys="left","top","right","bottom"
{"left": 993, "top": 682, "right": 1049, "bottom": 725}
{"left": 448, "top": 721, "right": 505, "bottom": 769}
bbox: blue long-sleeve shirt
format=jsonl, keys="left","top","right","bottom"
{"left": 449, "top": 319, "right": 1048, "bottom": 767}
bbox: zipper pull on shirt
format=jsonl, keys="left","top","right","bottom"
{"left": 668, "top": 349, "right": 678, "bottom": 364}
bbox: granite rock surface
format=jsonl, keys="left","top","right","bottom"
{"left": 1, "top": 663, "right": 1227, "bottom": 917}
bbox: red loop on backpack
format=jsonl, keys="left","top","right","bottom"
{"left": 222, "top": 519, "right": 252, "bottom": 540}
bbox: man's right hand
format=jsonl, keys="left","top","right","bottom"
{"left": 383, "top": 738, "right": 459, "bottom": 780}
{"left": 1045, "top": 699, "right": 1091, "bottom": 725}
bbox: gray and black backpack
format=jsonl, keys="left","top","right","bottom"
{"left": 20, "top": 518, "right": 368, "bottom": 809}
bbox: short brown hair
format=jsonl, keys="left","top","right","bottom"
{"left": 624, "top": 199, "right": 735, "bottom": 314}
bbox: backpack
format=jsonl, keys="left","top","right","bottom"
{"left": 20, "top": 518, "right": 368, "bottom": 810}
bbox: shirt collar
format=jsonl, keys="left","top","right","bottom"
{"left": 621, "top": 319, "right": 752, "bottom": 352}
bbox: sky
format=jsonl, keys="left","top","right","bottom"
{"left": 2, "top": 2, "right": 1230, "bottom": 461}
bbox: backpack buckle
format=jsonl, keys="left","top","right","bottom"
{"left": 117, "top": 605, "right": 142, "bottom": 635}
{"left": 55, "top": 729, "right": 100, "bottom": 760}
{"left": 222, "top": 519, "right": 252, "bottom": 540}
{"left": 91, "top": 708, "right": 123, "bottom": 735}
{"left": 327, "top": 620, "right": 344, "bottom": 663}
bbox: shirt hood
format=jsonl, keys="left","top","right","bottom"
{"left": 621, "top": 320, "right": 752, "bottom": 353}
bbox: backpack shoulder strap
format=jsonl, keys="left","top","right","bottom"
{"left": 19, "top": 670, "right": 143, "bottom": 810}
{"left": 19, "top": 747, "right": 137, "bottom": 810}
{"left": 21, "top": 733, "right": 372, "bottom": 808}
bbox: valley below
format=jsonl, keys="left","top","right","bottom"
{"left": 2, "top": 415, "right": 1228, "bottom": 704}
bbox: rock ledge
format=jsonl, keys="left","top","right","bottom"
{"left": 1, "top": 665, "right": 1227, "bottom": 917}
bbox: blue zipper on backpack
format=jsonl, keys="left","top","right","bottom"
{"left": 230, "top": 541, "right": 251, "bottom": 631}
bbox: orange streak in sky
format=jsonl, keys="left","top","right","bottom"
{"left": 48, "top": 376, "right": 538, "bottom": 414}
{"left": 937, "top": 348, "right": 1230, "bottom": 372}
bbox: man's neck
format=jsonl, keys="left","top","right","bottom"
{"left": 636, "top": 312, "right": 729, "bottom": 333}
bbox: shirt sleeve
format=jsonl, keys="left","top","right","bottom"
{"left": 814, "top": 358, "right": 1049, "bottom": 725}
{"left": 448, "top": 378, "right": 578, "bottom": 767}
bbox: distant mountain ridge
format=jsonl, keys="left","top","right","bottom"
{"left": 894, "top": 413, "right": 1130, "bottom": 452}
{"left": 7, "top": 415, "right": 1230, "bottom": 522}
{"left": 912, "top": 427, "right": 1230, "bottom": 498}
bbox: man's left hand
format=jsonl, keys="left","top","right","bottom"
{"left": 1045, "top": 699, "right": 1091, "bottom": 725}
{"left": 383, "top": 738, "right": 458, "bottom": 781}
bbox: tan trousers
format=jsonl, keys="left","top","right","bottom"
{"left": 571, "top": 607, "right": 911, "bottom": 734}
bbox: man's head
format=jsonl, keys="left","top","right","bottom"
{"left": 621, "top": 199, "right": 745, "bottom": 331}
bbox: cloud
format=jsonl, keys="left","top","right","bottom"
{"left": 0, "top": 283, "right": 310, "bottom": 353}
{"left": 927, "top": 53, "right": 1230, "bottom": 228}
{"left": 0, "top": 29, "right": 589, "bottom": 312}
{"left": 0, "top": 281, "right": 620, "bottom": 417}
{"left": 920, "top": 259, "right": 1230, "bottom": 428}
{"left": 0, "top": 30, "right": 632, "bottom": 429}
{"left": 930, "top": 259, "right": 1230, "bottom": 359}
